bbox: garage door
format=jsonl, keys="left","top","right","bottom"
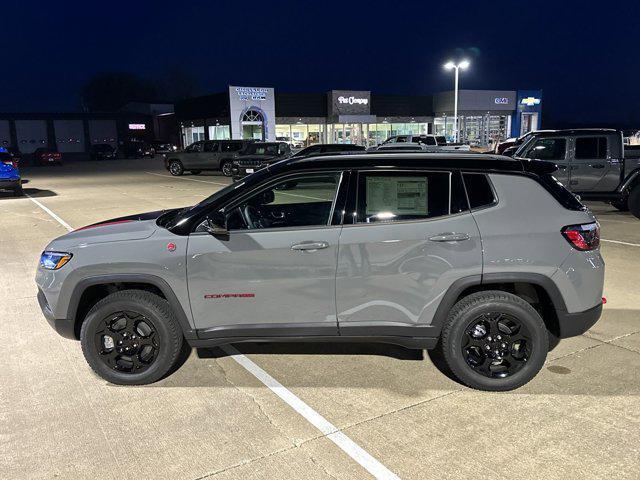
{"left": 15, "top": 120, "right": 48, "bottom": 153}
{"left": 0, "top": 120, "right": 10, "bottom": 149}
{"left": 88, "top": 120, "right": 118, "bottom": 148}
{"left": 54, "top": 120, "right": 85, "bottom": 153}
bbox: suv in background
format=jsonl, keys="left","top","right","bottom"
{"left": 513, "top": 129, "right": 640, "bottom": 218}
{"left": 36, "top": 152, "right": 604, "bottom": 391}
{"left": 230, "top": 142, "right": 292, "bottom": 180}
{"left": 378, "top": 134, "right": 471, "bottom": 152}
{"left": 165, "top": 139, "right": 254, "bottom": 176}
{"left": 90, "top": 144, "right": 116, "bottom": 161}
{"left": 33, "top": 147, "right": 62, "bottom": 166}
{"left": 290, "top": 143, "right": 365, "bottom": 158}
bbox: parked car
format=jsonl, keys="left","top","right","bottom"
{"left": 376, "top": 134, "right": 471, "bottom": 152}
{"left": 276, "top": 136, "right": 304, "bottom": 148}
{"left": 513, "top": 129, "right": 640, "bottom": 218}
{"left": 90, "top": 144, "right": 117, "bottom": 161}
{"left": 290, "top": 143, "right": 366, "bottom": 158}
{"left": 164, "top": 139, "right": 255, "bottom": 176}
{"left": 374, "top": 143, "right": 429, "bottom": 152}
{"left": 0, "top": 152, "right": 23, "bottom": 196}
{"left": 1, "top": 146, "right": 22, "bottom": 168}
{"left": 151, "top": 140, "right": 177, "bottom": 153}
{"left": 37, "top": 152, "right": 604, "bottom": 391}
{"left": 33, "top": 147, "right": 62, "bottom": 166}
{"left": 230, "top": 142, "right": 292, "bottom": 180}
{"left": 121, "top": 141, "right": 154, "bottom": 159}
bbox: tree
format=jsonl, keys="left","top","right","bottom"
{"left": 156, "top": 66, "right": 200, "bottom": 103}
{"left": 80, "top": 72, "right": 158, "bottom": 112}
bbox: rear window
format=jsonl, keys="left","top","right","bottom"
{"left": 538, "top": 174, "right": 586, "bottom": 211}
{"left": 463, "top": 173, "right": 496, "bottom": 209}
{"left": 435, "top": 136, "right": 447, "bottom": 145}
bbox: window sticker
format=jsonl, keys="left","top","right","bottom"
{"left": 366, "top": 176, "right": 428, "bottom": 216}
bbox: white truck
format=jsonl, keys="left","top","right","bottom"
{"left": 375, "top": 134, "right": 470, "bottom": 152}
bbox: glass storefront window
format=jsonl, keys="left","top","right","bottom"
{"left": 182, "top": 126, "right": 205, "bottom": 147}
{"left": 208, "top": 125, "right": 230, "bottom": 140}
{"left": 276, "top": 124, "right": 326, "bottom": 146}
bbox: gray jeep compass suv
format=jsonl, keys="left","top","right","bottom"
{"left": 36, "top": 153, "right": 604, "bottom": 391}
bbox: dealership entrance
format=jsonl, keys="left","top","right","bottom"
{"left": 241, "top": 108, "right": 265, "bottom": 140}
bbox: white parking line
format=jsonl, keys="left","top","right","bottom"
{"left": 222, "top": 345, "right": 400, "bottom": 480}
{"left": 601, "top": 238, "right": 640, "bottom": 247}
{"left": 25, "top": 194, "right": 73, "bottom": 232}
{"left": 25, "top": 194, "right": 401, "bottom": 480}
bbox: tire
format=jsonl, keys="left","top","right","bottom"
{"left": 190, "top": 170, "right": 202, "bottom": 175}
{"left": 434, "top": 290, "right": 548, "bottom": 391}
{"left": 610, "top": 198, "right": 629, "bottom": 211}
{"left": 168, "top": 160, "right": 184, "bottom": 176}
{"left": 13, "top": 185, "right": 23, "bottom": 197}
{"left": 80, "top": 290, "right": 184, "bottom": 385}
{"left": 220, "top": 160, "right": 232, "bottom": 177}
{"left": 629, "top": 185, "right": 640, "bottom": 219}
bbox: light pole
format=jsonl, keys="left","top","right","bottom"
{"left": 443, "top": 60, "right": 470, "bottom": 143}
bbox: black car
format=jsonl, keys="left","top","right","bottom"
{"left": 291, "top": 143, "right": 365, "bottom": 158}
{"left": 90, "top": 143, "right": 116, "bottom": 160}
{"left": 121, "top": 141, "right": 154, "bottom": 159}
{"left": 151, "top": 140, "right": 177, "bottom": 153}
{"left": 231, "top": 142, "right": 292, "bottom": 181}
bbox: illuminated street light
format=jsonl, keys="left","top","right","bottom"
{"left": 443, "top": 59, "right": 470, "bottom": 142}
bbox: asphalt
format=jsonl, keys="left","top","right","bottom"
{"left": 1, "top": 158, "right": 638, "bottom": 480}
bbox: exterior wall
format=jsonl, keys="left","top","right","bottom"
{"left": 88, "top": 120, "right": 118, "bottom": 148}
{"left": 228, "top": 86, "right": 276, "bottom": 141}
{"left": 0, "top": 120, "right": 10, "bottom": 148}
{"left": 511, "top": 90, "right": 543, "bottom": 137}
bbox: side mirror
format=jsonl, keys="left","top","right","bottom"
{"left": 203, "top": 213, "right": 229, "bottom": 237}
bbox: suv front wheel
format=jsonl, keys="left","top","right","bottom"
{"left": 433, "top": 291, "right": 548, "bottom": 391}
{"left": 168, "top": 160, "right": 184, "bottom": 176}
{"left": 80, "top": 290, "right": 185, "bottom": 385}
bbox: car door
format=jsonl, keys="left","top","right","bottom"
{"left": 201, "top": 141, "right": 220, "bottom": 169}
{"left": 186, "top": 171, "right": 346, "bottom": 336}
{"left": 336, "top": 170, "right": 482, "bottom": 337}
{"left": 182, "top": 141, "right": 203, "bottom": 169}
{"left": 520, "top": 137, "right": 569, "bottom": 185}
{"left": 570, "top": 135, "right": 619, "bottom": 191}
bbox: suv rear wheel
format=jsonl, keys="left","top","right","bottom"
{"left": 432, "top": 291, "right": 548, "bottom": 391}
{"left": 80, "top": 290, "right": 184, "bottom": 385}
{"left": 168, "top": 160, "right": 184, "bottom": 176}
{"left": 628, "top": 185, "right": 640, "bottom": 219}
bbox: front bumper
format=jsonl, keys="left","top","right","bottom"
{"left": 556, "top": 302, "right": 603, "bottom": 338}
{"left": 231, "top": 164, "right": 266, "bottom": 180}
{"left": 37, "top": 289, "right": 76, "bottom": 339}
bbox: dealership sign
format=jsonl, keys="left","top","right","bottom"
{"left": 128, "top": 123, "right": 146, "bottom": 130}
{"left": 338, "top": 95, "right": 369, "bottom": 106}
{"left": 521, "top": 96, "right": 541, "bottom": 106}
{"left": 494, "top": 97, "right": 510, "bottom": 105}
{"left": 234, "top": 86, "right": 269, "bottom": 101}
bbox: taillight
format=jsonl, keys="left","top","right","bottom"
{"left": 561, "top": 222, "right": 600, "bottom": 251}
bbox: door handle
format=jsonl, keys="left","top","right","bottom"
{"left": 428, "top": 233, "right": 470, "bottom": 242}
{"left": 590, "top": 164, "right": 605, "bottom": 169}
{"left": 291, "top": 241, "right": 329, "bottom": 251}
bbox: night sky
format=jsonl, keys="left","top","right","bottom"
{"left": 1, "top": 0, "right": 638, "bottom": 127}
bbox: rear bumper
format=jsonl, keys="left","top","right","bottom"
{"left": 0, "top": 179, "right": 20, "bottom": 190}
{"left": 38, "top": 289, "right": 76, "bottom": 339}
{"left": 557, "top": 302, "right": 603, "bottom": 338}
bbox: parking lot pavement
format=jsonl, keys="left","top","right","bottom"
{"left": 1, "top": 159, "right": 639, "bottom": 479}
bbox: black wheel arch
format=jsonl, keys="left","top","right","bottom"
{"left": 66, "top": 274, "right": 196, "bottom": 341}
{"left": 432, "top": 273, "right": 567, "bottom": 337}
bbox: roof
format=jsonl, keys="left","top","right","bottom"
{"left": 269, "top": 152, "right": 556, "bottom": 175}
{"left": 532, "top": 128, "right": 620, "bottom": 138}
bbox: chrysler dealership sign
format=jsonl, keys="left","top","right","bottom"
{"left": 234, "top": 86, "right": 269, "bottom": 101}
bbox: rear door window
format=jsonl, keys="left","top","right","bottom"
{"left": 203, "top": 141, "right": 219, "bottom": 152}
{"left": 222, "top": 141, "right": 243, "bottom": 152}
{"left": 356, "top": 171, "right": 451, "bottom": 223}
{"left": 575, "top": 137, "right": 607, "bottom": 159}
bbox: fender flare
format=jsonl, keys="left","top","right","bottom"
{"left": 66, "top": 274, "right": 197, "bottom": 340}
{"left": 431, "top": 273, "right": 567, "bottom": 330}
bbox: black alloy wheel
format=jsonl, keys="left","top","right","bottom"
{"left": 221, "top": 161, "right": 233, "bottom": 176}
{"left": 462, "top": 312, "right": 530, "bottom": 378}
{"left": 93, "top": 311, "right": 159, "bottom": 374}
{"left": 168, "top": 160, "right": 184, "bottom": 176}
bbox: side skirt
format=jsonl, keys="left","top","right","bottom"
{"left": 187, "top": 335, "right": 437, "bottom": 350}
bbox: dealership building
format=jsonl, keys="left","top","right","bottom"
{"left": 176, "top": 86, "right": 542, "bottom": 148}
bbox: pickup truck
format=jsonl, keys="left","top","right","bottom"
{"left": 513, "top": 129, "right": 640, "bottom": 218}
{"left": 375, "top": 135, "right": 471, "bottom": 152}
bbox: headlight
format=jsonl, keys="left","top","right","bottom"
{"left": 40, "top": 251, "right": 73, "bottom": 270}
